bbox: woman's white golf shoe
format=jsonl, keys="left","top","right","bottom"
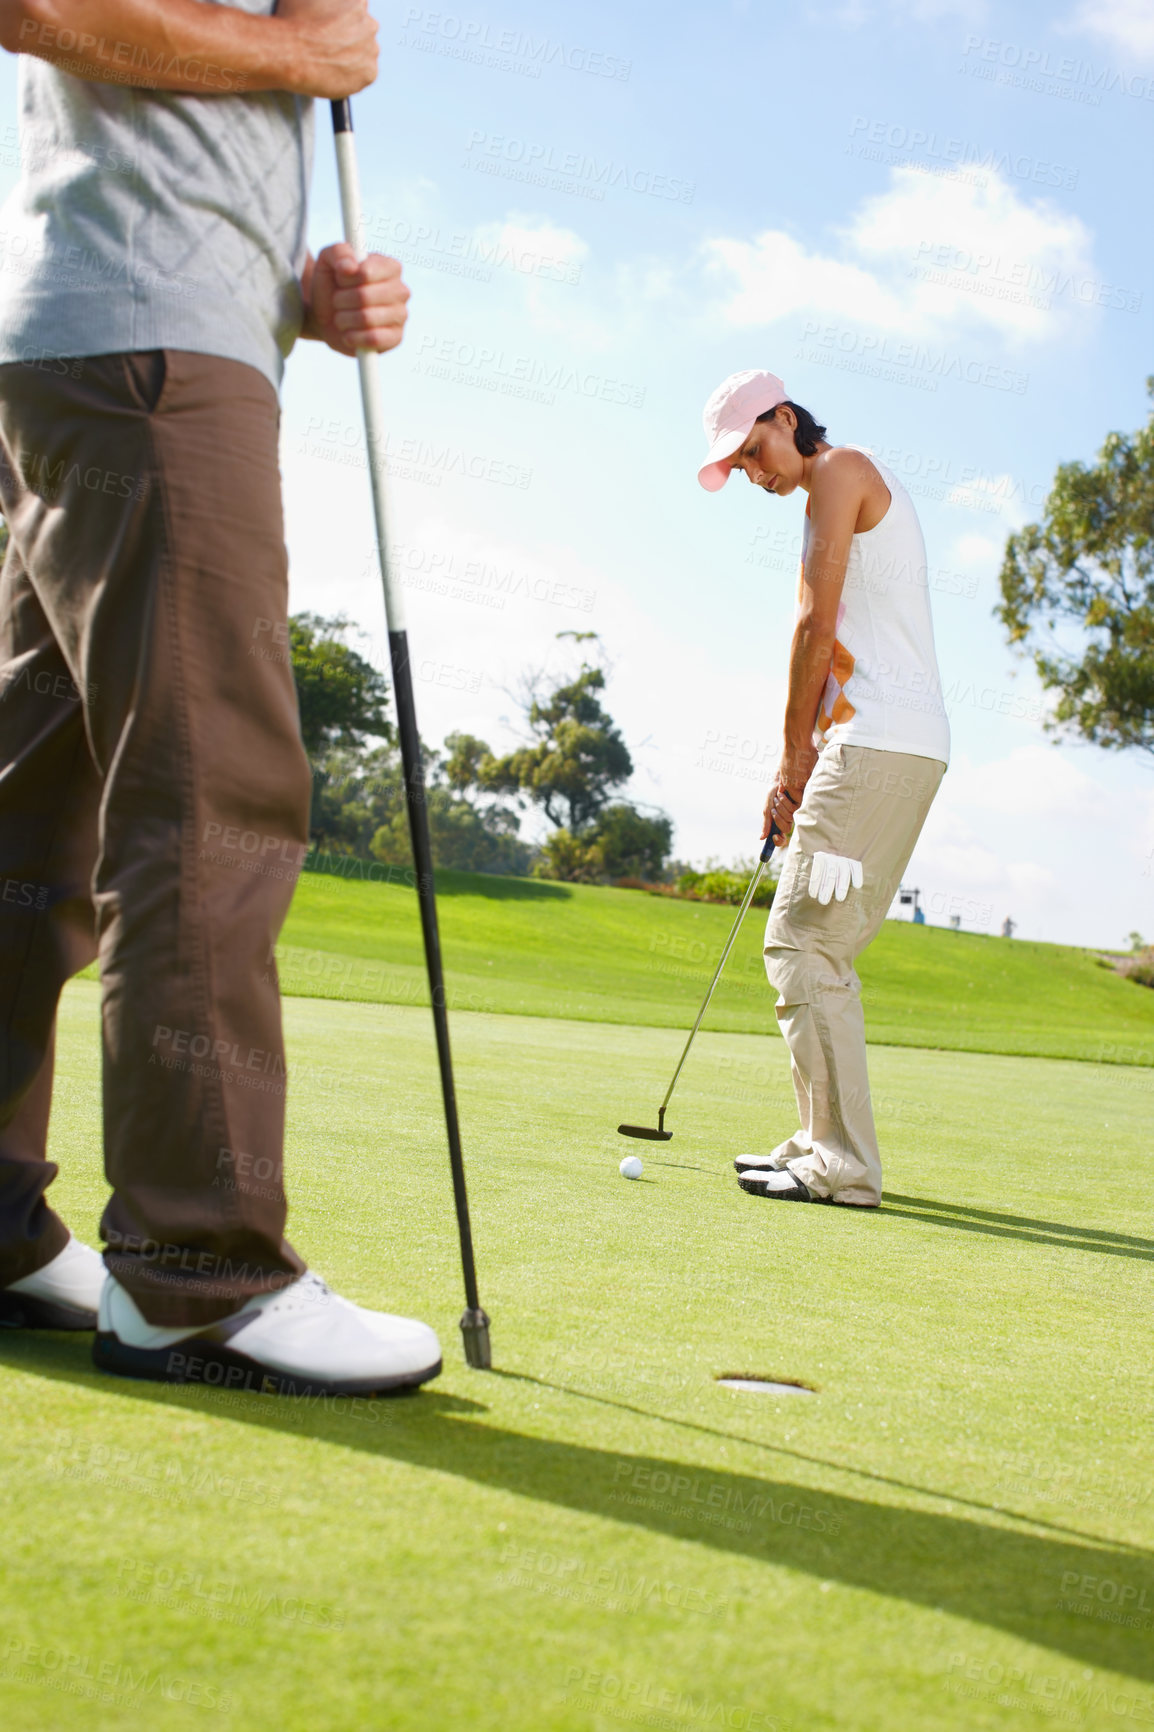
{"left": 94, "top": 1270, "right": 442, "bottom": 1396}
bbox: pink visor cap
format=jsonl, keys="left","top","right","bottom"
{"left": 697, "top": 369, "right": 788, "bottom": 491}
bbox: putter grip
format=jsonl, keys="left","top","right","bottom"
{"left": 760, "top": 824, "right": 782, "bottom": 864}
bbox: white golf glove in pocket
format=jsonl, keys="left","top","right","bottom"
{"left": 808, "top": 851, "right": 864, "bottom": 906}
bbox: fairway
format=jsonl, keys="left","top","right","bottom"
{"left": 267, "top": 867, "right": 1154, "bottom": 1066}
{"left": 3, "top": 979, "right": 1151, "bottom": 1731}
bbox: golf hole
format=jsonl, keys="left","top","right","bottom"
{"left": 715, "top": 1374, "right": 817, "bottom": 1396}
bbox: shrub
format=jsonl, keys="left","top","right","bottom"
{"left": 1121, "top": 948, "right": 1154, "bottom": 989}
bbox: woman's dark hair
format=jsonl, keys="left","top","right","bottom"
{"left": 755, "top": 401, "right": 828, "bottom": 457}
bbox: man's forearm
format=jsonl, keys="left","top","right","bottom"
{"left": 0, "top": 0, "right": 303, "bottom": 93}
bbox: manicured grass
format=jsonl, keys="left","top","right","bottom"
{"left": 268, "top": 866, "right": 1154, "bottom": 1065}
{"left": 2, "top": 979, "right": 1152, "bottom": 1730}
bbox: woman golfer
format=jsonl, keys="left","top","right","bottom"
{"left": 698, "top": 370, "right": 949, "bottom": 1207}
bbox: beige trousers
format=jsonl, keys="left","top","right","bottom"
{"left": 762, "top": 743, "right": 945, "bottom": 1205}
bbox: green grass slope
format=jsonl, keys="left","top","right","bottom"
{"left": 272, "top": 866, "right": 1154, "bottom": 1065}
{"left": 3, "top": 980, "right": 1151, "bottom": 1731}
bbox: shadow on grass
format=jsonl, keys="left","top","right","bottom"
{"left": 7, "top": 1333, "right": 1154, "bottom": 1685}
{"left": 884, "top": 1194, "right": 1154, "bottom": 1263}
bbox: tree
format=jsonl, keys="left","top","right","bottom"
{"left": 443, "top": 732, "right": 493, "bottom": 794}
{"left": 307, "top": 739, "right": 532, "bottom": 875}
{"left": 997, "top": 382, "right": 1154, "bottom": 754}
{"left": 295, "top": 630, "right": 670, "bottom": 884}
{"left": 482, "top": 662, "right": 633, "bottom": 832}
{"left": 371, "top": 787, "right": 531, "bottom": 876}
{"left": 533, "top": 804, "right": 675, "bottom": 886}
{"left": 590, "top": 803, "right": 673, "bottom": 879}
{"left": 306, "top": 743, "right": 401, "bottom": 855}
{"left": 289, "top": 613, "right": 392, "bottom": 759}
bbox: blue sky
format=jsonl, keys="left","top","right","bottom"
{"left": 3, "top": 0, "right": 1152, "bottom": 944}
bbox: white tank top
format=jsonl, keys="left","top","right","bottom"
{"left": 802, "top": 448, "right": 950, "bottom": 765}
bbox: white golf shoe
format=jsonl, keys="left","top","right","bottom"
{"left": 733, "top": 1153, "right": 785, "bottom": 1174}
{"left": 93, "top": 1270, "right": 442, "bottom": 1396}
{"left": 0, "top": 1233, "right": 106, "bottom": 1329}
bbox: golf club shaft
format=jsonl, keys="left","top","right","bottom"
{"left": 657, "top": 830, "right": 779, "bottom": 1119}
{"left": 658, "top": 856, "right": 768, "bottom": 1116}
{"left": 330, "top": 100, "right": 490, "bottom": 1368}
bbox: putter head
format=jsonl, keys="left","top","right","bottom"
{"left": 460, "top": 1307, "right": 492, "bottom": 1370}
{"left": 618, "top": 1123, "right": 673, "bottom": 1142}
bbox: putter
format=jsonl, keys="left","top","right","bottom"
{"left": 330, "top": 99, "right": 490, "bottom": 1370}
{"left": 618, "top": 827, "right": 781, "bottom": 1142}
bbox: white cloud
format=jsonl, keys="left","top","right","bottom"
{"left": 703, "top": 166, "right": 1095, "bottom": 346}
{"left": 945, "top": 472, "right": 1033, "bottom": 529}
{"left": 951, "top": 532, "right": 1004, "bottom": 567}
{"left": 1066, "top": 0, "right": 1154, "bottom": 61}
{"left": 703, "top": 229, "right": 907, "bottom": 331}
{"left": 472, "top": 216, "right": 588, "bottom": 281}
{"left": 941, "top": 745, "right": 1107, "bottom": 822}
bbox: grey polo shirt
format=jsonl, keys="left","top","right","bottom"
{"left": 0, "top": 0, "right": 314, "bottom": 391}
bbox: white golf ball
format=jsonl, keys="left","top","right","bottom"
{"left": 619, "top": 1155, "right": 644, "bottom": 1180}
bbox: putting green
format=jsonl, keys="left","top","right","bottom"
{"left": 267, "top": 867, "right": 1154, "bottom": 1066}
{"left": 2, "top": 979, "right": 1152, "bottom": 1730}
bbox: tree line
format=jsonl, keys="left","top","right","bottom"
{"left": 292, "top": 616, "right": 674, "bottom": 883}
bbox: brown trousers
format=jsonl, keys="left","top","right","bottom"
{"left": 0, "top": 351, "right": 309, "bottom": 1323}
